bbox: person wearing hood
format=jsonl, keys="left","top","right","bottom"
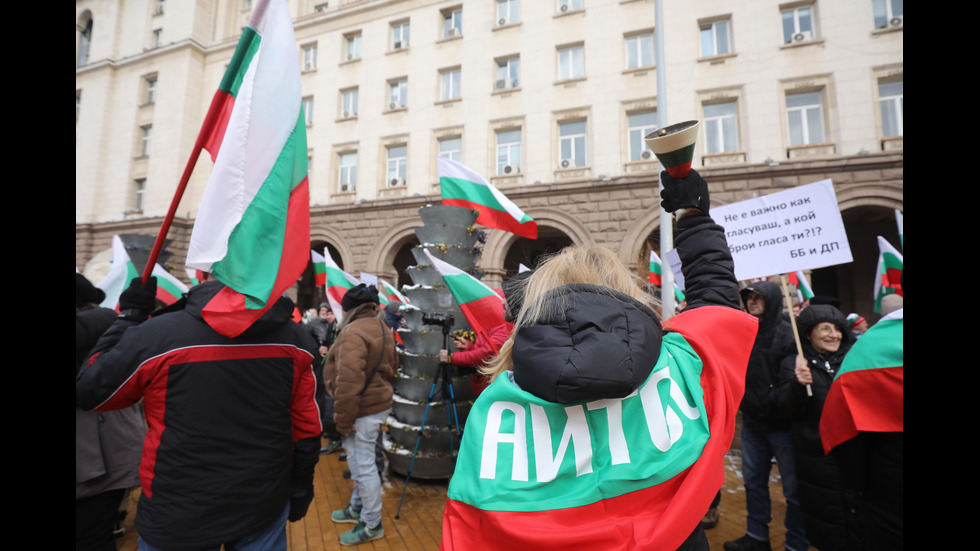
{"left": 440, "top": 169, "right": 758, "bottom": 550}
{"left": 777, "top": 304, "right": 856, "bottom": 550}
{"left": 76, "top": 278, "right": 322, "bottom": 551}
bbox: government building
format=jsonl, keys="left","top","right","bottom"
{"left": 76, "top": 0, "right": 903, "bottom": 317}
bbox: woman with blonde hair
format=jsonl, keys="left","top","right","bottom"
{"left": 441, "top": 170, "right": 759, "bottom": 551}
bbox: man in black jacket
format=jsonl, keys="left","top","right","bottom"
{"left": 725, "top": 281, "right": 807, "bottom": 551}
{"left": 76, "top": 278, "right": 321, "bottom": 551}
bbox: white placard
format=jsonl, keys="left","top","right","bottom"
{"left": 711, "top": 179, "right": 852, "bottom": 281}
{"left": 359, "top": 272, "right": 378, "bottom": 287}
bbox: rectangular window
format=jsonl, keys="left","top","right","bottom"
{"left": 559, "top": 120, "right": 587, "bottom": 168}
{"left": 625, "top": 32, "right": 654, "bottom": 70}
{"left": 497, "top": 0, "right": 520, "bottom": 25}
{"left": 152, "top": 28, "right": 162, "bottom": 49}
{"left": 628, "top": 111, "right": 659, "bottom": 161}
{"left": 341, "top": 88, "right": 358, "bottom": 118}
{"left": 557, "top": 45, "right": 584, "bottom": 80}
{"left": 76, "top": 90, "right": 82, "bottom": 122}
{"left": 302, "top": 96, "right": 314, "bottom": 126}
{"left": 495, "top": 57, "right": 520, "bottom": 89}
{"left": 345, "top": 33, "right": 362, "bottom": 61}
{"left": 389, "top": 80, "right": 407, "bottom": 109}
{"left": 558, "top": 0, "right": 583, "bottom": 12}
{"left": 699, "top": 19, "right": 731, "bottom": 57}
{"left": 302, "top": 43, "right": 317, "bottom": 70}
{"left": 386, "top": 146, "right": 407, "bottom": 186}
{"left": 391, "top": 21, "right": 410, "bottom": 49}
{"left": 496, "top": 129, "right": 521, "bottom": 174}
{"left": 879, "top": 80, "right": 903, "bottom": 137}
{"left": 782, "top": 5, "right": 815, "bottom": 43}
{"left": 786, "top": 91, "right": 825, "bottom": 146}
{"left": 133, "top": 179, "right": 146, "bottom": 211}
{"left": 440, "top": 69, "right": 461, "bottom": 101}
{"left": 443, "top": 8, "right": 462, "bottom": 38}
{"left": 439, "top": 137, "right": 462, "bottom": 162}
{"left": 704, "top": 101, "right": 738, "bottom": 153}
{"left": 872, "top": 0, "right": 903, "bottom": 29}
{"left": 139, "top": 125, "right": 152, "bottom": 157}
{"left": 339, "top": 153, "right": 357, "bottom": 192}
{"left": 144, "top": 75, "right": 158, "bottom": 104}
{"left": 155, "top": 0, "right": 166, "bottom": 15}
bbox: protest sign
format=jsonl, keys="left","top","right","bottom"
{"left": 712, "top": 179, "right": 852, "bottom": 281}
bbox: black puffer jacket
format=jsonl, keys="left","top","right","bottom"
{"left": 739, "top": 281, "right": 795, "bottom": 430}
{"left": 777, "top": 304, "right": 855, "bottom": 551}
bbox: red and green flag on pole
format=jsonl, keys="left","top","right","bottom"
{"left": 649, "top": 250, "right": 686, "bottom": 303}
{"left": 423, "top": 248, "right": 505, "bottom": 340}
{"left": 819, "top": 309, "right": 903, "bottom": 454}
{"left": 438, "top": 157, "right": 538, "bottom": 239}
{"left": 380, "top": 278, "right": 410, "bottom": 306}
{"left": 788, "top": 270, "right": 814, "bottom": 302}
{"left": 873, "top": 236, "right": 903, "bottom": 313}
{"left": 312, "top": 248, "right": 359, "bottom": 321}
{"left": 97, "top": 235, "right": 188, "bottom": 310}
{"left": 185, "top": 0, "right": 310, "bottom": 337}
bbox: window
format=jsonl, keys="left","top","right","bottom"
{"left": 389, "top": 79, "right": 407, "bottom": 109}
{"left": 391, "top": 21, "right": 410, "bottom": 50}
{"left": 879, "top": 80, "right": 903, "bottom": 137}
{"left": 703, "top": 102, "right": 738, "bottom": 153}
{"left": 625, "top": 32, "right": 654, "bottom": 70}
{"left": 782, "top": 5, "right": 815, "bottom": 43}
{"left": 496, "top": 129, "right": 521, "bottom": 174}
{"left": 344, "top": 33, "right": 361, "bottom": 61}
{"left": 78, "top": 17, "right": 93, "bottom": 67}
{"left": 443, "top": 8, "right": 462, "bottom": 38}
{"left": 133, "top": 179, "right": 146, "bottom": 211}
{"left": 495, "top": 57, "right": 520, "bottom": 90}
{"left": 341, "top": 88, "right": 358, "bottom": 118}
{"left": 872, "top": 0, "right": 903, "bottom": 29}
{"left": 152, "top": 28, "right": 162, "bottom": 49}
{"left": 628, "top": 111, "right": 658, "bottom": 161}
{"left": 558, "top": 0, "right": 582, "bottom": 13}
{"left": 339, "top": 153, "right": 357, "bottom": 192}
{"left": 386, "top": 146, "right": 407, "bottom": 186}
{"left": 144, "top": 75, "right": 157, "bottom": 104}
{"left": 559, "top": 121, "right": 587, "bottom": 168}
{"left": 557, "top": 44, "right": 584, "bottom": 80}
{"left": 439, "top": 137, "right": 462, "bottom": 162}
{"left": 497, "top": 0, "right": 520, "bottom": 26}
{"left": 302, "top": 43, "right": 317, "bottom": 71}
{"left": 139, "top": 125, "right": 152, "bottom": 156}
{"left": 76, "top": 90, "right": 82, "bottom": 122}
{"left": 155, "top": 0, "right": 166, "bottom": 15}
{"left": 302, "top": 96, "right": 314, "bottom": 126}
{"left": 699, "top": 19, "right": 731, "bottom": 57}
{"left": 440, "top": 68, "right": 461, "bottom": 101}
{"left": 786, "top": 91, "right": 825, "bottom": 146}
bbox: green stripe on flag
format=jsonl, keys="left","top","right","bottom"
{"left": 655, "top": 143, "right": 696, "bottom": 170}
{"left": 219, "top": 26, "right": 261, "bottom": 97}
{"left": 444, "top": 273, "right": 493, "bottom": 304}
{"left": 834, "top": 317, "right": 903, "bottom": 379}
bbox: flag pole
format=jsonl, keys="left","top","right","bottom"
{"left": 779, "top": 274, "right": 812, "bottom": 397}
{"left": 140, "top": 92, "right": 227, "bottom": 284}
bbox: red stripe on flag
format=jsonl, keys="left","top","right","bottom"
{"left": 820, "top": 365, "right": 903, "bottom": 454}
{"left": 649, "top": 273, "right": 662, "bottom": 286}
{"left": 315, "top": 273, "right": 326, "bottom": 286}
{"left": 458, "top": 294, "right": 506, "bottom": 337}
{"left": 442, "top": 198, "right": 538, "bottom": 239}
{"left": 155, "top": 286, "right": 181, "bottom": 306}
{"left": 200, "top": 90, "right": 236, "bottom": 162}
{"left": 665, "top": 161, "right": 693, "bottom": 179}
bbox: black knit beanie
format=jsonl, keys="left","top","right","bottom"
{"left": 341, "top": 284, "right": 380, "bottom": 311}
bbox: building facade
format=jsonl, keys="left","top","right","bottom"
{"left": 76, "top": 0, "right": 903, "bottom": 317}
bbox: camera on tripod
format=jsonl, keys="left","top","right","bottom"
{"left": 421, "top": 312, "right": 454, "bottom": 328}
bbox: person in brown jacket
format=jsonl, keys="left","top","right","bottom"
{"left": 324, "top": 284, "right": 398, "bottom": 546}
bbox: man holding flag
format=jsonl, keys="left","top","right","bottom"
{"left": 76, "top": 1, "right": 322, "bottom": 549}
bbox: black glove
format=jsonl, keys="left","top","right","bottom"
{"left": 119, "top": 276, "right": 157, "bottom": 321}
{"left": 660, "top": 169, "right": 710, "bottom": 215}
{"left": 288, "top": 487, "right": 314, "bottom": 522}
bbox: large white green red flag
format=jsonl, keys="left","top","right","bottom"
{"left": 185, "top": 0, "right": 309, "bottom": 337}
{"left": 873, "top": 236, "right": 903, "bottom": 313}
{"left": 423, "top": 248, "right": 505, "bottom": 337}
{"left": 438, "top": 157, "right": 537, "bottom": 239}
{"left": 315, "top": 248, "right": 359, "bottom": 320}
{"left": 820, "top": 309, "right": 903, "bottom": 454}
{"left": 98, "top": 235, "right": 188, "bottom": 310}
{"left": 649, "top": 250, "right": 686, "bottom": 303}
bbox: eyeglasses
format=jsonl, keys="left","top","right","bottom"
{"left": 812, "top": 324, "right": 842, "bottom": 336}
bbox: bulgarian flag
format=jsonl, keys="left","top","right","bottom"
{"left": 185, "top": 0, "right": 310, "bottom": 337}
{"left": 648, "top": 250, "right": 686, "bottom": 303}
{"left": 310, "top": 249, "right": 327, "bottom": 287}
{"left": 97, "top": 235, "right": 188, "bottom": 310}
{"left": 438, "top": 157, "right": 537, "bottom": 239}
{"left": 442, "top": 306, "right": 757, "bottom": 550}
{"left": 873, "top": 236, "right": 903, "bottom": 313}
{"left": 788, "top": 271, "right": 814, "bottom": 302}
{"left": 380, "top": 278, "right": 410, "bottom": 306}
{"left": 185, "top": 268, "right": 205, "bottom": 286}
{"left": 316, "top": 248, "right": 359, "bottom": 321}
{"left": 423, "top": 248, "right": 505, "bottom": 339}
{"left": 820, "top": 309, "right": 903, "bottom": 454}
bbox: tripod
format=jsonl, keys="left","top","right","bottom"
{"left": 395, "top": 322, "right": 462, "bottom": 519}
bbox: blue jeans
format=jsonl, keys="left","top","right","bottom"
{"left": 138, "top": 503, "right": 288, "bottom": 551}
{"left": 343, "top": 408, "right": 390, "bottom": 528}
{"left": 741, "top": 425, "right": 808, "bottom": 551}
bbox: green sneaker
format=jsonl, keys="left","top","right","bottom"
{"left": 339, "top": 520, "right": 384, "bottom": 546}
{"left": 330, "top": 505, "right": 360, "bottom": 524}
